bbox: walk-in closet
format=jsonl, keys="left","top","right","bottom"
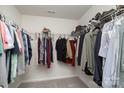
{"left": 0, "top": 5, "right": 124, "bottom": 88}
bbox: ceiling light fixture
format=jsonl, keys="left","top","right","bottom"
{"left": 48, "top": 10, "right": 56, "bottom": 14}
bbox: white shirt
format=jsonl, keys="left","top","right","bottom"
{"left": 99, "top": 17, "right": 124, "bottom": 87}
{"left": 99, "top": 20, "right": 120, "bottom": 88}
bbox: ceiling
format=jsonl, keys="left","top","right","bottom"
{"left": 15, "top": 5, "right": 92, "bottom": 20}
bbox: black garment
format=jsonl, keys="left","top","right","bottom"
{"left": 56, "top": 39, "right": 60, "bottom": 61}
{"left": 6, "top": 50, "right": 12, "bottom": 84}
{"left": 56, "top": 38, "right": 67, "bottom": 62}
{"left": 77, "top": 33, "right": 86, "bottom": 66}
{"left": 38, "top": 37, "right": 41, "bottom": 64}
{"left": 72, "top": 25, "right": 88, "bottom": 36}
{"left": 0, "top": 14, "right": 2, "bottom": 20}
{"left": 27, "top": 35, "right": 32, "bottom": 65}
{"left": 12, "top": 31, "right": 19, "bottom": 54}
{"left": 93, "top": 30, "right": 103, "bottom": 86}
{"left": 84, "top": 62, "right": 93, "bottom": 76}
{"left": 42, "top": 38, "right": 45, "bottom": 65}
{"left": 46, "top": 38, "right": 50, "bottom": 68}
{"left": 50, "top": 38, "right": 53, "bottom": 62}
{"left": 21, "top": 31, "right": 27, "bottom": 63}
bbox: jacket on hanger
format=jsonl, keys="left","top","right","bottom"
{"left": 56, "top": 38, "right": 67, "bottom": 62}
{"left": 66, "top": 37, "right": 76, "bottom": 66}
{"left": 81, "top": 28, "right": 99, "bottom": 74}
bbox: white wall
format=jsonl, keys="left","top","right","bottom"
{"left": 0, "top": 5, "right": 21, "bottom": 25}
{"left": 21, "top": 15, "right": 78, "bottom": 34}
{"left": 78, "top": 5, "right": 116, "bottom": 25}
{"left": 19, "top": 15, "right": 78, "bottom": 83}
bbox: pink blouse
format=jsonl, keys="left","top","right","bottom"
{"left": 0, "top": 20, "right": 8, "bottom": 50}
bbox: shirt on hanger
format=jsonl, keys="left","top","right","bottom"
{"left": 4, "top": 22, "right": 14, "bottom": 49}
{"left": 99, "top": 19, "right": 122, "bottom": 87}
{"left": 81, "top": 28, "right": 99, "bottom": 74}
{"left": 0, "top": 20, "right": 8, "bottom": 50}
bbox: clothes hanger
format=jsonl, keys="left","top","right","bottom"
{"left": 63, "top": 34, "right": 66, "bottom": 39}
{"left": 42, "top": 27, "right": 50, "bottom": 33}
{"left": 58, "top": 34, "right": 62, "bottom": 39}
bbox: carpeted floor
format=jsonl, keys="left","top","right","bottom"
{"left": 18, "top": 77, "right": 88, "bottom": 88}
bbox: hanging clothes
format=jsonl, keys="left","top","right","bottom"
{"left": 0, "top": 32, "right": 3, "bottom": 55}
{"left": 56, "top": 38, "right": 61, "bottom": 61}
{"left": 93, "top": 30, "right": 103, "bottom": 86}
{"left": 10, "top": 52, "right": 18, "bottom": 83}
{"left": 24, "top": 34, "right": 29, "bottom": 64}
{"left": 14, "top": 29, "right": 22, "bottom": 53}
{"left": 118, "top": 19, "right": 124, "bottom": 87}
{"left": 17, "top": 28, "right": 25, "bottom": 75}
{"left": 40, "top": 30, "right": 53, "bottom": 68}
{"left": 0, "top": 32, "right": 8, "bottom": 88}
{"left": 0, "top": 20, "right": 9, "bottom": 50}
{"left": 46, "top": 38, "right": 51, "bottom": 68}
{"left": 50, "top": 38, "right": 53, "bottom": 62}
{"left": 77, "top": 33, "right": 86, "bottom": 66}
{"left": 56, "top": 38, "right": 67, "bottom": 62}
{"left": 12, "top": 28, "right": 19, "bottom": 53}
{"left": 99, "top": 21, "right": 114, "bottom": 88}
{"left": 42, "top": 37, "right": 45, "bottom": 65}
{"left": 98, "top": 17, "right": 123, "bottom": 87}
{"left": 27, "top": 35, "right": 32, "bottom": 65}
{"left": 38, "top": 36, "right": 41, "bottom": 64}
{"left": 75, "top": 37, "right": 80, "bottom": 64}
{"left": 6, "top": 24, "right": 14, "bottom": 49}
{"left": 69, "top": 39, "right": 76, "bottom": 66}
{"left": 66, "top": 37, "right": 76, "bottom": 66}
{"left": 10, "top": 29, "right": 20, "bottom": 83}
{"left": 39, "top": 36, "right": 44, "bottom": 63}
{"left": 16, "top": 28, "right": 23, "bottom": 53}
{"left": 4, "top": 23, "right": 14, "bottom": 50}
{"left": 21, "top": 31, "right": 27, "bottom": 63}
{"left": 117, "top": 16, "right": 124, "bottom": 75}
{"left": 21, "top": 30, "right": 32, "bottom": 65}
{"left": 66, "top": 38, "right": 73, "bottom": 59}
{"left": 0, "top": 15, "right": 32, "bottom": 87}
{"left": 6, "top": 50, "right": 11, "bottom": 84}
{"left": 81, "top": 28, "right": 99, "bottom": 74}
{"left": 44, "top": 36, "right": 47, "bottom": 65}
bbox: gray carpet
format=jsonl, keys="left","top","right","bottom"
{"left": 18, "top": 77, "right": 88, "bottom": 88}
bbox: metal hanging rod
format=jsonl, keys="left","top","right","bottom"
{"left": 99, "top": 10, "right": 116, "bottom": 22}
{"left": 0, "top": 12, "right": 19, "bottom": 27}
{"left": 0, "top": 12, "right": 33, "bottom": 36}
{"left": 99, "top": 8, "right": 124, "bottom": 22}
{"left": 51, "top": 33, "right": 70, "bottom": 36}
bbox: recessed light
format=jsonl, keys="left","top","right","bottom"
{"left": 48, "top": 10, "right": 56, "bottom": 14}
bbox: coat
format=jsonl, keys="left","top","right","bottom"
{"left": 81, "top": 28, "right": 99, "bottom": 74}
